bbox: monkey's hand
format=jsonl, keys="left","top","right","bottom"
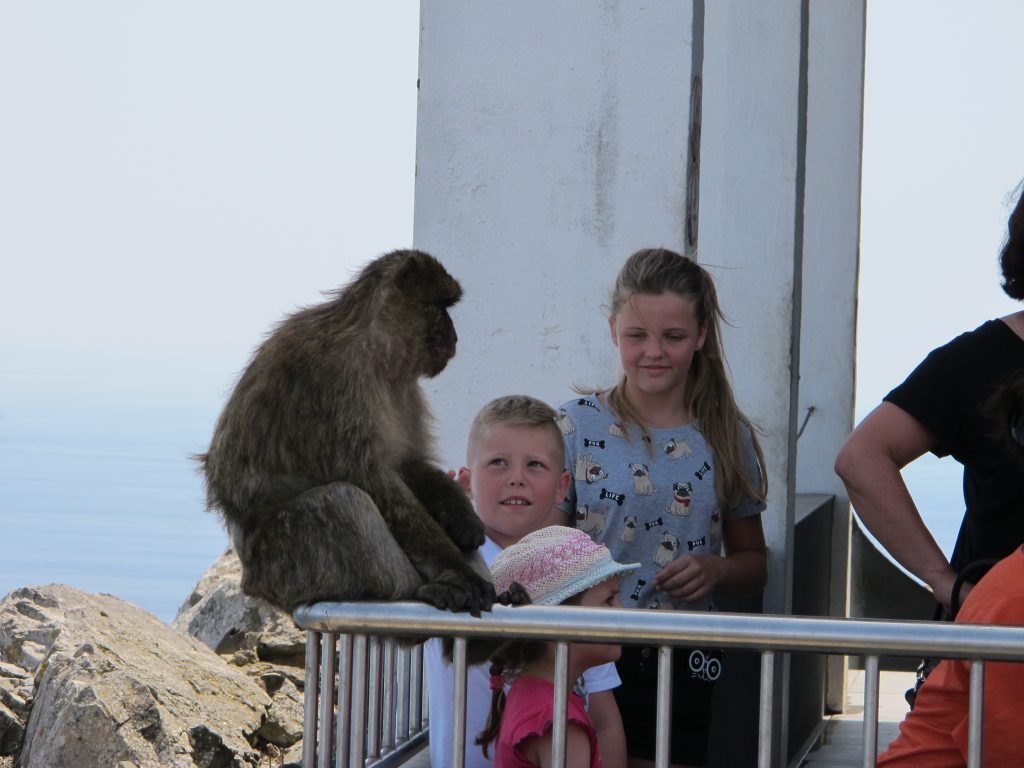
{"left": 437, "top": 499, "right": 486, "bottom": 552}
{"left": 496, "top": 581, "right": 531, "bottom": 606}
{"left": 400, "top": 460, "right": 485, "bottom": 552}
{"left": 417, "top": 568, "right": 496, "bottom": 617}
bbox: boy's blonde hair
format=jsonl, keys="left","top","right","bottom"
{"left": 466, "top": 395, "right": 565, "bottom": 468}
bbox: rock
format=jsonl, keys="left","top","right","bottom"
{"left": 258, "top": 675, "right": 304, "bottom": 748}
{"left": 1, "top": 585, "right": 272, "bottom": 768}
{"left": 173, "top": 549, "right": 305, "bottom": 666}
{"left": 0, "top": 700, "right": 23, "bottom": 756}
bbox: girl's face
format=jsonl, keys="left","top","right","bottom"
{"left": 609, "top": 291, "right": 708, "bottom": 405}
{"left": 572, "top": 577, "right": 624, "bottom": 667}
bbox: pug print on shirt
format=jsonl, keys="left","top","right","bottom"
{"left": 559, "top": 396, "right": 765, "bottom": 612}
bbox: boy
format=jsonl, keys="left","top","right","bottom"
{"left": 425, "top": 395, "right": 626, "bottom": 768}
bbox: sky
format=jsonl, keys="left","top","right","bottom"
{"left": 0, "top": 3, "right": 421, "bottom": 444}
{"left": 2, "top": 2, "right": 1023, "bottom": 596}
{"left": 856, "top": 1, "right": 1023, "bottom": 411}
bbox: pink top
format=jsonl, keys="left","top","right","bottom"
{"left": 494, "top": 676, "right": 601, "bottom": 768}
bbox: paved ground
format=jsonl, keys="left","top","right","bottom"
{"left": 798, "top": 670, "right": 915, "bottom": 767}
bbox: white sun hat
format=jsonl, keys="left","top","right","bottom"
{"left": 491, "top": 526, "right": 640, "bottom": 606}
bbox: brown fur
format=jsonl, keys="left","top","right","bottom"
{"left": 199, "top": 249, "right": 495, "bottom": 614}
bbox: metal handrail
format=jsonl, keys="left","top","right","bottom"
{"left": 296, "top": 601, "right": 1024, "bottom": 768}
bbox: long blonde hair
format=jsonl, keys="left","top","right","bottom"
{"left": 598, "top": 247, "right": 767, "bottom": 510}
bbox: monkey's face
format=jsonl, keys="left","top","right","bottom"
{"left": 386, "top": 250, "right": 463, "bottom": 378}
{"left": 422, "top": 304, "right": 458, "bottom": 378}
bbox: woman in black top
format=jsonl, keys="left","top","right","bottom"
{"left": 835, "top": 185, "right": 1024, "bottom": 613}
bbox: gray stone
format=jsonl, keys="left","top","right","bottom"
{"left": 258, "top": 675, "right": 304, "bottom": 748}
{"left": 0, "top": 700, "right": 23, "bottom": 757}
{"left": 1, "top": 585, "right": 272, "bottom": 768}
{"left": 173, "top": 549, "right": 305, "bottom": 665}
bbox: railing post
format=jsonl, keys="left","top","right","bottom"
{"left": 655, "top": 645, "right": 673, "bottom": 768}
{"left": 381, "top": 638, "right": 396, "bottom": 751}
{"left": 758, "top": 650, "right": 775, "bottom": 768}
{"left": 550, "top": 641, "right": 570, "bottom": 768}
{"left": 334, "top": 634, "right": 353, "bottom": 768}
{"left": 317, "top": 632, "right": 338, "bottom": 768}
{"left": 395, "top": 641, "right": 410, "bottom": 742}
{"left": 967, "top": 660, "right": 985, "bottom": 768}
{"left": 350, "top": 634, "right": 369, "bottom": 767}
{"left": 302, "top": 631, "right": 321, "bottom": 768}
{"left": 411, "top": 642, "right": 425, "bottom": 730}
{"left": 862, "top": 655, "right": 880, "bottom": 768}
{"left": 450, "top": 637, "right": 468, "bottom": 768}
{"left": 366, "top": 636, "right": 383, "bottom": 758}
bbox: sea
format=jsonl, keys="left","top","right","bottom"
{"left": 0, "top": 407, "right": 229, "bottom": 625}
{"left": 0, "top": 408, "right": 966, "bottom": 625}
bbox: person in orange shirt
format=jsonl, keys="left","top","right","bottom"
{"left": 878, "top": 544, "right": 1024, "bottom": 767}
{"left": 877, "top": 358, "right": 1024, "bottom": 766}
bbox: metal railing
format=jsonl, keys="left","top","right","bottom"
{"left": 294, "top": 601, "right": 1024, "bottom": 768}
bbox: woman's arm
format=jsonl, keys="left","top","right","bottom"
{"left": 654, "top": 514, "right": 766, "bottom": 602}
{"left": 834, "top": 402, "right": 960, "bottom": 612}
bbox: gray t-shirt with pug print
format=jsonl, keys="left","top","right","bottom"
{"left": 557, "top": 396, "right": 765, "bottom": 612}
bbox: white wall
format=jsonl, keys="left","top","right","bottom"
{"left": 698, "top": 3, "right": 806, "bottom": 618}
{"left": 798, "top": 3, "right": 864, "bottom": 500}
{"left": 414, "top": 1, "right": 696, "bottom": 466}
{"left": 799, "top": 0, "right": 866, "bottom": 712}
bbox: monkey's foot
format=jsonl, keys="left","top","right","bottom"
{"left": 496, "top": 581, "right": 531, "bottom": 606}
{"left": 416, "top": 571, "right": 496, "bottom": 617}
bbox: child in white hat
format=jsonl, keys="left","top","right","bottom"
{"left": 476, "top": 526, "right": 639, "bottom": 768}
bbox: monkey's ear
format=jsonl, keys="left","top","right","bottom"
{"left": 394, "top": 251, "right": 428, "bottom": 292}
{"left": 394, "top": 251, "right": 462, "bottom": 306}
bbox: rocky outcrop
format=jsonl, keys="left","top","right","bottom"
{"left": 0, "top": 550, "right": 312, "bottom": 768}
{"left": 173, "top": 548, "right": 305, "bottom": 667}
{"left": 0, "top": 584, "right": 272, "bottom": 768}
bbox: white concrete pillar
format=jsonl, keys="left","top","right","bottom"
{"left": 414, "top": 1, "right": 697, "bottom": 466}
{"left": 798, "top": 0, "right": 865, "bottom": 714}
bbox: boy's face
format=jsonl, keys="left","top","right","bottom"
{"left": 465, "top": 424, "right": 571, "bottom": 549}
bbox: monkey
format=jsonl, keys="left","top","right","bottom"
{"left": 199, "top": 249, "right": 497, "bottom": 616}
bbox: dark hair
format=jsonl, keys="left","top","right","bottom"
{"left": 1000, "top": 185, "right": 1024, "bottom": 301}
{"left": 474, "top": 643, "right": 545, "bottom": 758}
{"left": 474, "top": 592, "right": 585, "bottom": 757}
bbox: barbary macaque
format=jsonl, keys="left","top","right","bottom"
{"left": 199, "top": 249, "right": 495, "bottom": 615}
